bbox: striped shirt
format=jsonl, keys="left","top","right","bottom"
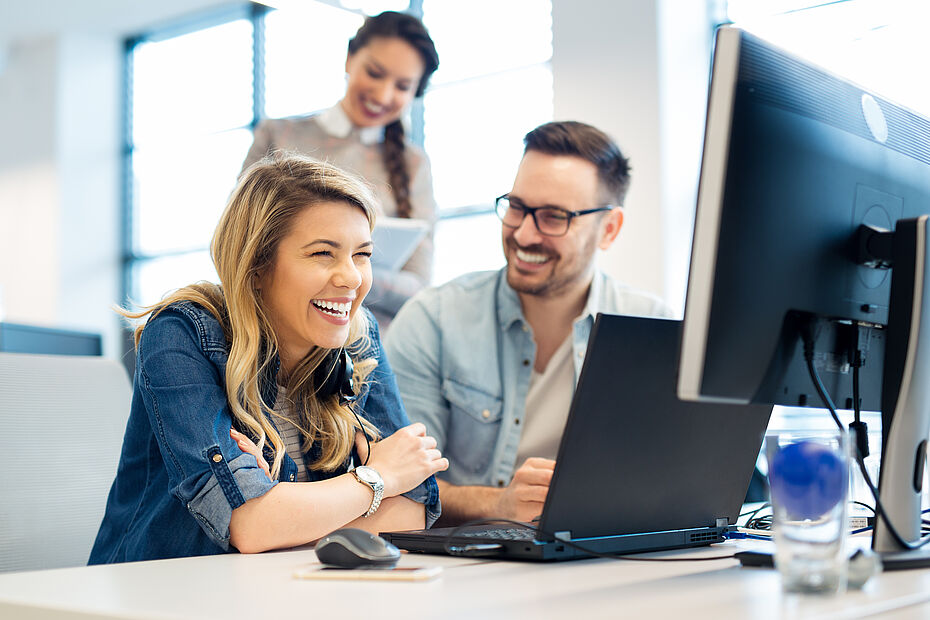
{"left": 274, "top": 385, "right": 310, "bottom": 483}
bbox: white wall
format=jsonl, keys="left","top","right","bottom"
{"left": 0, "top": 38, "right": 64, "bottom": 329}
{"left": 0, "top": 35, "right": 122, "bottom": 357}
{"left": 57, "top": 35, "right": 123, "bottom": 358}
{"left": 552, "top": 0, "right": 712, "bottom": 315}
{"left": 656, "top": 0, "right": 713, "bottom": 315}
{"left": 0, "top": 0, "right": 239, "bottom": 359}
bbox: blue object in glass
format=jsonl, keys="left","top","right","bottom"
{"left": 769, "top": 441, "right": 846, "bottom": 520}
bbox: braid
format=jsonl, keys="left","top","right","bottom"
{"left": 381, "top": 120, "right": 412, "bottom": 219}
{"left": 346, "top": 11, "right": 438, "bottom": 219}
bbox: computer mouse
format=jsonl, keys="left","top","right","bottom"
{"left": 315, "top": 528, "right": 401, "bottom": 568}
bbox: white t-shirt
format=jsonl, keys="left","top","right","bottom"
{"left": 515, "top": 335, "right": 575, "bottom": 466}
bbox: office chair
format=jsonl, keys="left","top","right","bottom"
{"left": 0, "top": 352, "right": 131, "bottom": 572}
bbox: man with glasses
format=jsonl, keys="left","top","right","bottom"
{"left": 384, "top": 121, "right": 672, "bottom": 525}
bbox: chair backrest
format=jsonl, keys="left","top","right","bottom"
{"left": 0, "top": 352, "right": 131, "bottom": 572}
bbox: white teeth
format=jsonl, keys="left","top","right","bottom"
{"left": 363, "top": 101, "right": 384, "bottom": 114}
{"left": 312, "top": 300, "right": 351, "bottom": 317}
{"left": 516, "top": 249, "right": 549, "bottom": 264}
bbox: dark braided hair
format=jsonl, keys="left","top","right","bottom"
{"left": 347, "top": 11, "right": 439, "bottom": 219}
{"left": 523, "top": 121, "right": 632, "bottom": 206}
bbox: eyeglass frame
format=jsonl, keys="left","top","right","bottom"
{"left": 494, "top": 194, "right": 619, "bottom": 237}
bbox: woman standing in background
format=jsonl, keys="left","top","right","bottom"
{"left": 242, "top": 11, "right": 439, "bottom": 327}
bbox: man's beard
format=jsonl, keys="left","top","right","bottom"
{"left": 504, "top": 234, "right": 598, "bottom": 299}
{"left": 504, "top": 243, "right": 569, "bottom": 298}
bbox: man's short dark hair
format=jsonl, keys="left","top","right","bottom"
{"left": 523, "top": 121, "right": 631, "bottom": 206}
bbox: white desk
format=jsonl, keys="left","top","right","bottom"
{"left": 2, "top": 540, "right": 930, "bottom": 619}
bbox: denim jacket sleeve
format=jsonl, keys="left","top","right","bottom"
{"left": 357, "top": 312, "right": 441, "bottom": 526}
{"left": 136, "top": 308, "right": 277, "bottom": 549}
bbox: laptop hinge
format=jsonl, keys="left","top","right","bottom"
{"left": 554, "top": 530, "right": 572, "bottom": 541}
{"left": 716, "top": 518, "right": 729, "bottom": 529}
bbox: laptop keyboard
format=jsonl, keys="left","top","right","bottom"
{"left": 460, "top": 527, "right": 536, "bottom": 540}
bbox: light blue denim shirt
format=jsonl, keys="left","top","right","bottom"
{"left": 89, "top": 301, "right": 439, "bottom": 564}
{"left": 384, "top": 268, "right": 673, "bottom": 488}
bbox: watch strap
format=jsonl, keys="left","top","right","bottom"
{"left": 352, "top": 467, "right": 384, "bottom": 517}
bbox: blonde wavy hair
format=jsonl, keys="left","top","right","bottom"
{"left": 124, "top": 153, "right": 381, "bottom": 475}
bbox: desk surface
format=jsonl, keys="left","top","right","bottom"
{"left": 2, "top": 540, "right": 930, "bottom": 620}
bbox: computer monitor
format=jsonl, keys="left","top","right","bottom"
{"left": 678, "top": 26, "right": 930, "bottom": 563}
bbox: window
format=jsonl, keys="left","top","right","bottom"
{"left": 126, "top": 10, "right": 256, "bottom": 306}
{"left": 422, "top": 0, "right": 553, "bottom": 284}
{"left": 124, "top": 1, "right": 554, "bottom": 309}
{"left": 263, "top": 5, "right": 363, "bottom": 119}
{"left": 724, "top": 0, "right": 930, "bottom": 116}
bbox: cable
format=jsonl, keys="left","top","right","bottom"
{"left": 746, "top": 514, "right": 773, "bottom": 532}
{"left": 801, "top": 331, "right": 930, "bottom": 551}
{"left": 849, "top": 330, "right": 870, "bottom": 459}
{"left": 741, "top": 501, "right": 873, "bottom": 535}
{"left": 352, "top": 410, "right": 371, "bottom": 467}
{"left": 441, "top": 518, "right": 738, "bottom": 562}
{"left": 800, "top": 326, "right": 843, "bottom": 430}
{"left": 851, "top": 500, "right": 876, "bottom": 517}
{"left": 852, "top": 346, "right": 863, "bottom": 427}
{"left": 849, "top": 362, "right": 930, "bottom": 550}
{"left": 739, "top": 502, "right": 771, "bottom": 522}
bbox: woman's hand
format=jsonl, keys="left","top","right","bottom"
{"left": 359, "top": 422, "right": 448, "bottom": 497}
{"left": 230, "top": 428, "right": 273, "bottom": 481}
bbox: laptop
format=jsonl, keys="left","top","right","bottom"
{"left": 381, "top": 314, "right": 773, "bottom": 561}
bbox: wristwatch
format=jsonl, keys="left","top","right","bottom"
{"left": 351, "top": 465, "right": 384, "bottom": 517}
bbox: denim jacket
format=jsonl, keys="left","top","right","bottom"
{"left": 384, "top": 268, "right": 672, "bottom": 488}
{"left": 89, "top": 301, "right": 439, "bottom": 564}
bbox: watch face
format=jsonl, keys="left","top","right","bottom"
{"left": 355, "top": 466, "right": 381, "bottom": 484}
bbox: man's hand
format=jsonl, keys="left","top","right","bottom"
{"left": 494, "top": 457, "right": 555, "bottom": 522}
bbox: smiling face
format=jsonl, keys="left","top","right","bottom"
{"left": 341, "top": 36, "right": 425, "bottom": 128}
{"left": 503, "top": 151, "right": 623, "bottom": 300}
{"left": 256, "top": 201, "right": 373, "bottom": 370}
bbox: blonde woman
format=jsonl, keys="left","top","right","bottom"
{"left": 90, "top": 153, "right": 446, "bottom": 564}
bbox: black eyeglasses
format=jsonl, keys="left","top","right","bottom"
{"left": 495, "top": 194, "right": 617, "bottom": 237}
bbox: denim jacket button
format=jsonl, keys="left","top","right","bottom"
{"left": 481, "top": 409, "right": 490, "bottom": 419}
{"left": 290, "top": 473, "right": 295, "bottom": 481}
{"left": 212, "top": 454, "right": 223, "bottom": 463}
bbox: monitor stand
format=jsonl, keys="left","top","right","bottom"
{"left": 863, "top": 217, "right": 930, "bottom": 568}
{"left": 879, "top": 549, "right": 930, "bottom": 570}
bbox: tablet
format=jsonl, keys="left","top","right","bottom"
{"left": 371, "top": 217, "right": 429, "bottom": 272}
